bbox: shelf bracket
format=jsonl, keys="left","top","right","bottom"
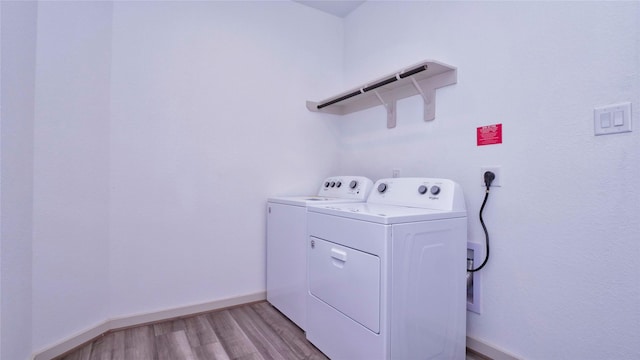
{"left": 411, "top": 77, "right": 436, "bottom": 122}
{"left": 306, "top": 60, "right": 457, "bottom": 128}
{"left": 373, "top": 90, "right": 397, "bottom": 129}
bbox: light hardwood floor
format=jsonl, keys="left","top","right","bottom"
{"left": 54, "top": 300, "right": 489, "bottom": 360}
{"left": 55, "top": 301, "right": 327, "bottom": 360}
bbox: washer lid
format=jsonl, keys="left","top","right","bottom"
{"left": 307, "top": 203, "right": 466, "bottom": 224}
{"left": 267, "top": 176, "right": 374, "bottom": 206}
{"left": 268, "top": 196, "right": 368, "bottom": 207}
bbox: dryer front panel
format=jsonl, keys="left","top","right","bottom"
{"left": 308, "top": 237, "right": 381, "bottom": 333}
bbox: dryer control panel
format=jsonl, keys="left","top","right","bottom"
{"left": 317, "top": 176, "right": 373, "bottom": 200}
{"left": 368, "top": 177, "right": 466, "bottom": 211}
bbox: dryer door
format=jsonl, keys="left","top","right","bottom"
{"left": 308, "top": 237, "right": 381, "bottom": 333}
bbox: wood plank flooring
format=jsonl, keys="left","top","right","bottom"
{"left": 54, "top": 300, "right": 489, "bottom": 360}
{"left": 54, "top": 301, "right": 328, "bottom": 360}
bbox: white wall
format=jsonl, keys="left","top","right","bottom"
{"left": 108, "top": 1, "right": 342, "bottom": 318}
{"left": 0, "top": 2, "right": 37, "bottom": 359}
{"left": 338, "top": 2, "right": 640, "bottom": 359}
{"left": 11, "top": 0, "right": 342, "bottom": 354}
{"left": 31, "top": 1, "right": 113, "bottom": 352}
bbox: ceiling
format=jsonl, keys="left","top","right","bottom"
{"left": 293, "top": 0, "right": 366, "bottom": 18}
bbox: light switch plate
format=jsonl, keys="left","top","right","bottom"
{"left": 594, "top": 102, "right": 632, "bottom": 136}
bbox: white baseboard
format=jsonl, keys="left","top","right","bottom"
{"left": 32, "top": 292, "right": 266, "bottom": 360}
{"left": 467, "top": 336, "right": 522, "bottom": 360}
{"left": 33, "top": 296, "right": 521, "bottom": 360}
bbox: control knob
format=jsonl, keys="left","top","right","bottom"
{"left": 336, "top": 181, "right": 342, "bottom": 188}
{"left": 330, "top": 181, "right": 336, "bottom": 187}
{"left": 377, "top": 183, "right": 387, "bottom": 193}
{"left": 430, "top": 185, "right": 441, "bottom": 195}
{"left": 418, "top": 185, "right": 428, "bottom": 194}
{"left": 349, "top": 180, "right": 358, "bottom": 189}
{"left": 324, "top": 181, "right": 330, "bottom": 188}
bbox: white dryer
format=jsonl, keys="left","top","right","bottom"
{"left": 306, "top": 177, "right": 467, "bottom": 360}
{"left": 267, "top": 176, "right": 373, "bottom": 330}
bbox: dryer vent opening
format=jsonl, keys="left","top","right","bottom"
{"left": 467, "top": 243, "right": 483, "bottom": 314}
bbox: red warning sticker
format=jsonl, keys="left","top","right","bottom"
{"left": 477, "top": 124, "right": 502, "bottom": 146}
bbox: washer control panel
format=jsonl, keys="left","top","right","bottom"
{"left": 318, "top": 176, "right": 374, "bottom": 200}
{"left": 368, "top": 177, "right": 465, "bottom": 211}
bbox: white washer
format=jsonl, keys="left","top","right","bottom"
{"left": 267, "top": 176, "right": 373, "bottom": 330}
{"left": 306, "top": 177, "right": 467, "bottom": 360}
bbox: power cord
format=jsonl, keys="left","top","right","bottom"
{"left": 468, "top": 171, "right": 495, "bottom": 272}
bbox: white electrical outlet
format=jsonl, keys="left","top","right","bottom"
{"left": 392, "top": 169, "right": 401, "bottom": 178}
{"left": 480, "top": 166, "right": 501, "bottom": 187}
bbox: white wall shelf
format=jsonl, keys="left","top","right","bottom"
{"left": 306, "top": 60, "right": 457, "bottom": 128}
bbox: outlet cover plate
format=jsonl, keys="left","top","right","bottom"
{"left": 481, "top": 166, "right": 501, "bottom": 187}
